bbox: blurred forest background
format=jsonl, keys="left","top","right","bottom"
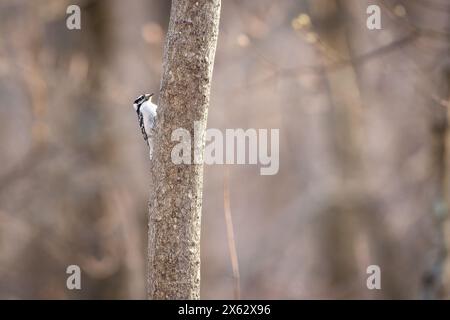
{"left": 1, "top": 0, "right": 450, "bottom": 299}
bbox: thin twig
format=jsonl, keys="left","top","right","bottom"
{"left": 232, "top": 31, "right": 420, "bottom": 94}
{"left": 223, "top": 166, "right": 241, "bottom": 299}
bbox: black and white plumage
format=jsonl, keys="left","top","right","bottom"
{"left": 133, "top": 93, "right": 157, "bottom": 158}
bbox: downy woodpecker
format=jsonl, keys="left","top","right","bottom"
{"left": 133, "top": 93, "right": 157, "bottom": 159}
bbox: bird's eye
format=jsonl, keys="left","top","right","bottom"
{"left": 134, "top": 95, "right": 144, "bottom": 104}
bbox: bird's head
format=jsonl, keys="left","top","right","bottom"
{"left": 133, "top": 93, "right": 154, "bottom": 111}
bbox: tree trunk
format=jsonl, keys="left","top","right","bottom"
{"left": 147, "top": 0, "right": 221, "bottom": 300}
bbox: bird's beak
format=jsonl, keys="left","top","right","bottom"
{"left": 145, "top": 93, "right": 154, "bottom": 101}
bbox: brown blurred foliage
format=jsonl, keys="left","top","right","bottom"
{"left": 0, "top": 0, "right": 450, "bottom": 299}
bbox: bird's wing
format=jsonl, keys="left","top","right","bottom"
{"left": 137, "top": 111, "right": 149, "bottom": 145}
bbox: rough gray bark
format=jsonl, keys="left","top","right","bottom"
{"left": 147, "top": 0, "right": 221, "bottom": 299}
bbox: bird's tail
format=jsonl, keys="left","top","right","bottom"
{"left": 148, "top": 140, "right": 153, "bottom": 160}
